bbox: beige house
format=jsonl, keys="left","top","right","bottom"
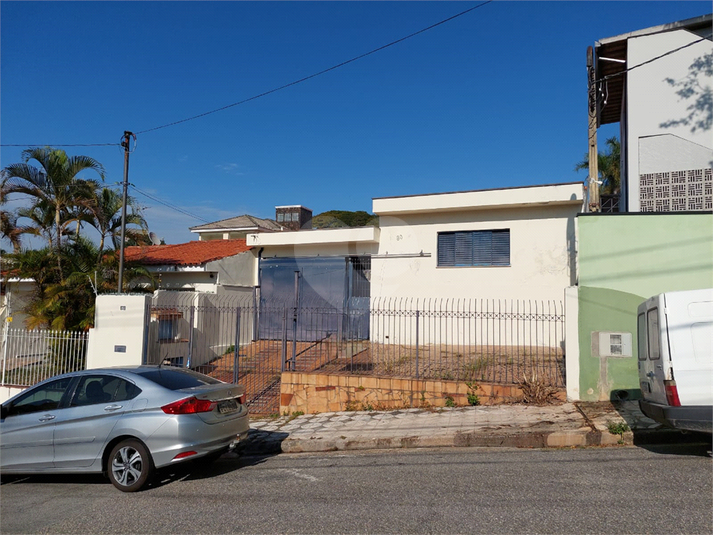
{"left": 248, "top": 182, "right": 584, "bottom": 304}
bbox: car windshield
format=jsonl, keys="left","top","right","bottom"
{"left": 137, "top": 368, "right": 222, "bottom": 390}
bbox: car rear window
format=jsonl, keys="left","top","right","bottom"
{"left": 138, "top": 368, "right": 222, "bottom": 390}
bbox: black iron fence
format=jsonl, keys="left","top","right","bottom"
{"left": 145, "top": 294, "right": 565, "bottom": 414}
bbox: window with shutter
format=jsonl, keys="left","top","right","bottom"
{"left": 437, "top": 229, "right": 510, "bottom": 267}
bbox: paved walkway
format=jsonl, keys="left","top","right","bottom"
{"left": 243, "top": 401, "right": 707, "bottom": 455}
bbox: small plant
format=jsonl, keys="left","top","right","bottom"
{"left": 465, "top": 381, "right": 481, "bottom": 406}
{"left": 345, "top": 400, "right": 359, "bottom": 411}
{"left": 357, "top": 385, "right": 365, "bottom": 391}
{"left": 607, "top": 421, "right": 630, "bottom": 443}
{"left": 463, "top": 356, "right": 488, "bottom": 377}
{"left": 444, "top": 395, "right": 456, "bottom": 408}
{"left": 222, "top": 345, "right": 236, "bottom": 356}
{"left": 282, "top": 410, "right": 305, "bottom": 423}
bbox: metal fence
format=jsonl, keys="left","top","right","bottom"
{"left": 1, "top": 328, "right": 89, "bottom": 387}
{"left": 145, "top": 294, "right": 565, "bottom": 414}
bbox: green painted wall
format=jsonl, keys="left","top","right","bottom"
{"left": 577, "top": 213, "right": 713, "bottom": 401}
{"left": 578, "top": 213, "right": 713, "bottom": 294}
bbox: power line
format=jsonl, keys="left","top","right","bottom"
{"left": 135, "top": 0, "right": 494, "bottom": 135}
{"left": 0, "top": 143, "right": 119, "bottom": 147}
{"left": 595, "top": 32, "right": 712, "bottom": 83}
{"left": 127, "top": 184, "right": 210, "bottom": 223}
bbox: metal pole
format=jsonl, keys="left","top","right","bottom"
{"left": 233, "top": 308, "right": 241, "bottom": 384}
{"left": 187, "top": 305, "right": 195, "bottom": 368}
{"left": 291, "top": 271, "right": 299, "bottom": 371}
{"left": 118, "top": 131, "right": 133, "bottom": 292}
{"left": 281, "top": 307, "right": 287, "bottom": 372}
{"left": 415, "top": 309, "right": 420, "bottom": 379}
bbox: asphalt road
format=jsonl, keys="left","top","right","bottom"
{"left": 1, "top": 444, "right": 711, "bottom": 535}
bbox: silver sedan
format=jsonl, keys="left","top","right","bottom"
{"left": 0, "top": 365, "right": 249, "bottom": 492}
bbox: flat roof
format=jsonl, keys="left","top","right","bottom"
{"left": 372, "top": 182, "right": 584, "bottom": 216}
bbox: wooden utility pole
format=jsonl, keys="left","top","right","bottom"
{"left": 587, "top": 46, "right": 600, "bottom": 212}
{"left": 118, "top": 131, "right": 134, "bottom": 293}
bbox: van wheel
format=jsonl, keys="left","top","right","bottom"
{"left": 107, "top": 439, "right": 154, "bottom": 492}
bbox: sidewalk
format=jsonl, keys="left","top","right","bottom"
{"left": 243, "top": 400, "right": 704, "bottom": 455}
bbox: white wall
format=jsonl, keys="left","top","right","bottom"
{"left": 626, "top": 29, "right": 713, "bottom": 211}
{"left": 1, "top": 386, "right": 25, "bottom": 404}
{"left": 86, "top": 294, "right": 150, "bottom": 368}
{"left": 1, "top": 279, "right": 35, "bottom": 330}
{"left": 371, "top": 204, "right": 579, "bottom": 303}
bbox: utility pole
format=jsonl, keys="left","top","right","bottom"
{"left": 118, "top": 131, "right": 134, "bottom": 293}
{"left": 587, "top": 46, "right": 600, "bottom": 212}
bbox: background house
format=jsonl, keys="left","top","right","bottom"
{"left": 190, "top": 214, "right": 282, "bottom": 241}
{"left": 125, "top": 239, "right": 254, "bottom": 295}
{"left": 594, "top": 13, "right": 712, "bottom": 213}
{"left": 572, "top": 14, "right": 713, "bottom": 402}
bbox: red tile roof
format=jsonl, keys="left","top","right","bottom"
{"left": 124, "top": 240, "right": 251, "bottom": 266}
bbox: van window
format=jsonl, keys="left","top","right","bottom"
{"left": 647, "top": 308, "right": 660, "bottom": 360}
{"left": 637, "top": 313, "right": 647, "bottom": 360}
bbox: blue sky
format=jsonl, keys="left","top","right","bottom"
{"left": 1, "top": 1, "right": 709, "bottom": 246}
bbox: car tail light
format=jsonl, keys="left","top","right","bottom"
{"left": 237, "top": 393, "right": 246, "bottom": 405}
{"left": 664, "top": 380, "right": 681, "bottom": 406}
{"left": 162, "top": 396, "right": 215, "bottom": 414}
{"left": 173, "top": 451, "right": 198, "bottom": 460}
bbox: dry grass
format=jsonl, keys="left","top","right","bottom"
{"left": 517, "top": 372, "right": 562, "bottom": 405}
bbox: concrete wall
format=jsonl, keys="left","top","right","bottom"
{"left": 372, "top": 204, "right": 579, "bottom": 302}
{"left": 206, "top": 252, "right": 256, "bottom": 288}
{"left": 625, "top": 29, "right": 713, "bottom": 211}
{"left": 86, "top": 294, "right": 150, "bottom": 369}
{"left": 576, "top": 212, "right": 713, "bottom": 401}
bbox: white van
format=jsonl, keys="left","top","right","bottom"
{"left": 637, "top": 288, "right": 713, "bottom": 434}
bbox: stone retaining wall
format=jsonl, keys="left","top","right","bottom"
{"left": 279, "top": 372, "right": 566, "bottom": 414}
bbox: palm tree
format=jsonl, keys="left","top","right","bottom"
{"left": 575, "top": 136, "right": 621, "bottom": 195}
{"left": 0, "top": 209, "right": 22, "bottom": 252}
{"left": 15, "top": 200, "right": 59, "bottom": 249}
{"left": 1, "top": 147, "right": 105, "bottom": 252}
{"left": 82, "top": 186, "right": 149, "bottom": 261}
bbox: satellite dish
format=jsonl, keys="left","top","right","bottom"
{"left": 149, "top": 232, "right": 161, "bottom": 246}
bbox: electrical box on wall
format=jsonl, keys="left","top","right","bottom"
{"left": 591, "top": 331, "right": 633, "bottom": 357}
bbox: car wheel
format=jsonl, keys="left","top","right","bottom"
{"left": 107, "top": 439, "right": 154, "bottom": 492}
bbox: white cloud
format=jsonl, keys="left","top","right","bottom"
{"left": 215, "top": 163, "right": 244, "bottom": 175}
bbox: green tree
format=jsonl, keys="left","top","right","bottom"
{"left": 81, "top": 186, "right": 149, "bottom": 262}
{"left": 4, "top": 237, "right": 155, "bottom": 330}
{"left": 1, "top": 147, "right": 105, "bottom": 253}
{"left": 575, "top": 136, "right": 621, "bottom": 195}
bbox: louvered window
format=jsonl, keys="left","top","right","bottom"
{"left": 437, "top": 229, "right": 510, "bottom": 267}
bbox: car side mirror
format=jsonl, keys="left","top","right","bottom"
{"left": 0, "top": 403, "right": 9, "bottom": 420}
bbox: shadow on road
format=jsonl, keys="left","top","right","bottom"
{"left": 0, "top": 431, "right": 290, "bottom": 491}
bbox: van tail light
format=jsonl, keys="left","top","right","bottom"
{"left": 664, "top": 380, "right": 681, "bottom": 407}
{"left": 237, "top": 393, "right": 246, "bottom": 405}
{"left": 162, "top": 396, "right": 215, "bottom": 414}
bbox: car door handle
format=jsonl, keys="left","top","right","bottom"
{"left": 104, "top": 405, "right": 123, "bottom": 412}
{"left": 38, "top": 414, "right": 56, "bottom": 422}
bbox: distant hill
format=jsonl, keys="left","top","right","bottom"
{"left": 312, "top": 210, "right": 379, "bottom": 229}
